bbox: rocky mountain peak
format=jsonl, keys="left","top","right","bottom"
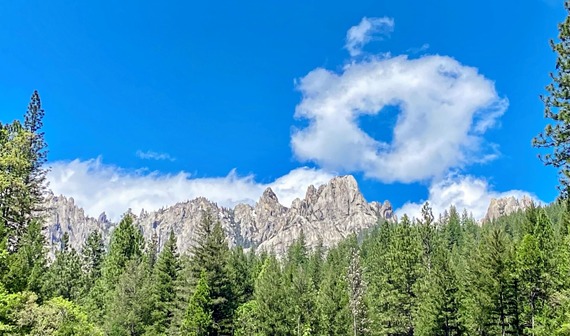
{"left": 483, "top": 195, "right": 535, "bottom": 222}
{"left": 260, "top": 187, "right": 279, "bottom": 205}
{"left": 43, "top": 175, "right": 395, "bottom": 257}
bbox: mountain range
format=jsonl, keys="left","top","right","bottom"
{"left": 42, "top": 175, "right": 530, "bottom": 256}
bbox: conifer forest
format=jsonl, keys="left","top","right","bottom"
{"left": 2, "top": 2, "right": 570, "bottom": 336}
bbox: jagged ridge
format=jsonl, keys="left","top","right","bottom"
{"left": 44, "top": 175, "right": 394, "bottom": 256}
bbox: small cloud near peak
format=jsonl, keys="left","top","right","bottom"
{"left": 345, "top": 17, "right": 395, "bottom": 57}
{"left": 136, "top": 150, "right": 176, "bottom": 162}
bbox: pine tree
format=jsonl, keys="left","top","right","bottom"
{"left": 0, "top": 91, "right": 48, "bottom": 254}
{"left": 234, "top": 300, "right": 261, "bottom": 336}
{"left": 80, "top": 230, "right": 105, "bottom": 295}
{"left": 42, "top": 232, "right": 83, "bottom": 301}
{"left": 415, "top": 245, "right": 464, "bottom": 336}
{"left": 190, "top": 211, "right": 234, "bottom": 335}
{"left": 105, "top": 259, "right": 153, "bottom": 336}
{"left": 183, "top": 270, "right": 212, "bottom": 336}
{"left": 3, "top": 219, "right": 46, "bottom": 293}
{"left": 148, "top": 230, "right": 180, "bottom": 334}
{"left": 101, "top": 214, "right": 144, "bottom": 288}
{"left": 0, "top": 121, "right": 31, "bottom": 254}
{"left": 90, "top": 214, "right": 144, "bottom": 326}
{"left": 254, "top": 255, "right": 290, "bottom": 335}
{"left": 20, "top": 91, "right": 48, "bottom": 229}
{"left": 316, "top": 247, "right": 351, "bottom": 335}
{"left": 227, "top": 246, "right": 254, "bottom": 307}
{"left": 533, "top": 1, "right": 570, "bottom": 196}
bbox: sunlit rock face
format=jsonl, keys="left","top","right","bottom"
{"left": 43, "top": 175, "right": 394, "bottom": 256}
{"left": 483, "top": 195, "right": 535, "bottom": 223}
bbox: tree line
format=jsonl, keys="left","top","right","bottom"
{"left": 2, "top": 1, "right": 570, "bottom": 334}
{"left": 2, "top": 93, "right": 570, "bottom": 336}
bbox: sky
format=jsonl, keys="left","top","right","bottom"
{"left": 0, "top": 0, "right": 566, "bottom": 221}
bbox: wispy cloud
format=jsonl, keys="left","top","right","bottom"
{"left": 345, "top": 17, "right": 395, "bottom": 57}
{"left": 47, "top": 158, "right": 334, "bottom": 221}
{"left": 136, "top": 150, "right": 175, "bottom": 161}
{"left": 407, "top": 43, "right": 430, "bottom": 54}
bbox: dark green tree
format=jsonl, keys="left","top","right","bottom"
{"left": 80, "top": 230, "right": 105, "bottom": 296}
{"left": 42, "top": 232, "right": 83, "bottom": 301}
{"left": 147, "top": 230, "right": 180, "bottom": 334}
{"left": 254, "top": 255, "right": 289, "bottom": 335}
{"left": 3, "top": 219, "right": 46, "bottom": 293}
{"left": 190, "top": 211, "right": 234, "bottom": 335}
{"left": 533, "top": 1, "right": 570, "bottom": 196}
{"left": 182, "top": 270, "right": 212, "bottom": 336}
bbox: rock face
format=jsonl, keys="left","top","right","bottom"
{"left": 43, "top": 175, "right": 394, "bottom": 256}
{"left": 483, "top": 195, "right": 535, "bottom": 222}
{"left": 44, "top": 192, "right": 113, "bottom": 256}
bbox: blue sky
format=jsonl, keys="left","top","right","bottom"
{"left": 0, "top": 0, "right": 565, "bottom": 220}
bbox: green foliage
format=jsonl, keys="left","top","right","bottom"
{"left": 17, "top": 296, "right": 103, "bottom": 336}
{"left": 189, "top": 211, "right": 235, "bottom": 335}
{"left": 42, "top": 232, "right": 83, "bottom": 301}
{"left": 183, "top": 270, "right": 212, "bottom": 336}
{"left": 105, "top": 259, "right": 153, "bottom": 336}
{"left": 101, "top": 214, "right": 144, "bottom": 289}
{"left": 147, "top": 230, "right": 180, "bottom": 334}
{"left": 234, "top": 300, "right": 261, "bottom": 336}
{"left": 3, "top": 219, "right": 47, "bottom": 294}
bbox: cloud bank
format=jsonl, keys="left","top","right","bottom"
{"left": 47, "top": 158, "right": 333, "bottom": 221}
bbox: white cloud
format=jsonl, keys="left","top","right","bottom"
{"left": 396, "top": 175, "right": 541, "bottom": 221}
{"left": 345, "top": 17, "right": 395, "bottom": 57}
{"left": 291, "top": 54, "right": 508, "bottom": 183}
{"left": 136, "top": 150, "right": 175, "bottom": 161}
{"left": 407, "top": 43, "right": 430, "bottom": 54}
{"left": 47, "top": 158, "right": 334, "bottom": 221}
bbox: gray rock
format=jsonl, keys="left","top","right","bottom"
{"left": 42, "top": 175, "right": 394, "bottom": 256}
{"left": 483, "top": 195, "right": 534, "bottom": 222}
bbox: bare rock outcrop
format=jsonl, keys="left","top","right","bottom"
{"left": 44, "top": 192, "right": 112, "bottom": 256}
{"left": 42, "top": 175, "right": 395, "bottom": 256}
{"left": 483, "top": 195, "right": 535, "bottom": 222}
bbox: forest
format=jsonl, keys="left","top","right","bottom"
{"left": 2, "top": 3, "right": 570, "bottom": 336}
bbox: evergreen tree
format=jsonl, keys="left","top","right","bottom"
{"left": 19, "top": 91, "right": 48, "bottom": 233}
{"left": 105, "top": 259, "right": 153, "bottom": 336}
{"left": 148, "top": 230, "right": 180, "bottom": 334}
{"left": 254, "top": 255, "right": 290, "bottom": 335}
{"left": 90, "top": 214, "right": 144, "bottom": 325}
{"left": 234, "top": 300, "right": 261, "bottom": 336}
{"left": 42, "top": 232, "right": 83, "bottom": 301}
{"left": 190, "top": 211, "right": 234, "bottom": 335}
{"left": 367, "top": 215, "right": 423, "bottom": 335}
{"left": 227, "top": 246, "right": 254, "bottom": 307}
{"left": 101, "top": 214, "right": 144, "bottom": 288}
{"left": 0, "top": 121, "right": 32, "bottom": 255}
{"left": 415, "top": 245, "right": 464, "bottom": 336}
{"left": 3, "top": 219, "right": 46, "bottom": 293}
{"left": 316, "top": 247, "right": 351, "bottom": 335}
{"left": 81, "top": 230, "right": 105, "bottom": 295}
{"left": 533, "top": 1, "right": 570, "bottom": 196}
{"left": 183, "top": 270, "right": 213, "bottom": 336}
